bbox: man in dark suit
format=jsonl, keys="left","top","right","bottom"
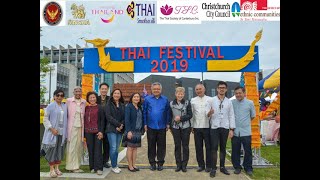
{"left": 97, "top": 83, "right": 111, "bottom": 168}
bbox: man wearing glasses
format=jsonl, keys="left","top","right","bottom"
{"left": 206, "top": 81, "right": 235, "bottom": 178}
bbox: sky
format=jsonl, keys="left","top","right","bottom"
{"left": 40, "top": 1, "right": 280, "bottom": 83}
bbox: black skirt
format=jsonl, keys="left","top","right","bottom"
{"left": 123, "top": 131, "right": 142, "bottom": 148}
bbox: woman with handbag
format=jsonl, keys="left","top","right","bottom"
{"left": 84, "top": 91, "right": 105, "bottom": 175}
{"left": 124, "top": 93, "right": 144, "bottom": 172}
{"left": 41, "top": 89, "right": 68, "bottom": 178}
{"left": 105, "top": 89, "right": 125, "bottom": 174}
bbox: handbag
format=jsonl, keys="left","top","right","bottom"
{"left": 121, "top": 133, "right": 127, "bottom": 147}
{"left": 129, "top": 131, "right": 142, "bottom": 144}
{"left": 121, "top": 131, "right": 142, "bottom": 147}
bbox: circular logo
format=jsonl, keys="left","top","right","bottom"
{"left": 43, "top": 1, "right": 62, "bottom": 26}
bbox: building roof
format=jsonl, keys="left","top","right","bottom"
{"left": 113, "top": 83, "right": 151, "bottom": 103}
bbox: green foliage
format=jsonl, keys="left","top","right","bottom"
{"left": 40, "top": 57, "right": 54, "bottom": 104}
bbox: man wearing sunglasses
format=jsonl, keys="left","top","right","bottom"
{"left": 206, "top": 81, "right": 235, "bottom": 178}
{"left": 65, "top": 86, "right": 87, "bottom": 173}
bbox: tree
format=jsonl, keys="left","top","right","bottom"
{"left": 40, "top": 57, "right": 54, "bottom": 104}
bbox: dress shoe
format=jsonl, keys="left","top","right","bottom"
{"left": 133, "top": 166, "right": 140, "bottom": 171}
{"left": 220, "top": 167, "right": 230, "bottom": 175}
{"left": 210, "top": 170, "right": 216, "bottom": 177}
{"left": 150, "top": 165, "right": 156, "bottom": 171}
{"left": 175, "top": 166, "right": 181, "bottom": 172}
{"left": 128, "top": 167, "right": 136, "bottom": 172}
{"left": 181, "top": 167, "right": 187, "bottom": 172}
{"left": 104, "top": 162, "right": 111, "bottom": 168}
{"left": 197, "top": 167, "right": 205, "bottom": 172}
{"left": 157, "top": 165, "right": 164, "bottom": 171}
{"left": 205, "top": 168, "right": 212, "bottom": 172}
{"left": 246, "top": 170, "right": 253, "bottom": 176}
{"left": 234, "top": 168, "right": 241, "bottom": 174}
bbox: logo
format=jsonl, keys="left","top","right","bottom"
{"left": 240, "top": 0, "right": 268, "bottom": 10}
{"left": 92, "top": 8, "right": 123, "bottom": 24}
{"left": 71, "top": 3, "right": 85, "bottom": 19}
{"left": 43, "top": 1, "right": 62, "bottom": 26}
{"left": 68, "top": 3, "right": 90, "bottom": 25}
{"left": 127, "top": 1, "right": 135, "bottom": 19}
{"left": 202, "top": 3, "right": 230, "bottom": 19}
{"left": 101, "top": 14, "right": 115, "bottom": 23}
{"left": 160, "top": 4, "right": 173, "bottom": 15}
{"left": 231, "top": 2, "right": 241, "bottom": 17}
{"left": 126, "top": 1, "right": 155, "bottom": 24}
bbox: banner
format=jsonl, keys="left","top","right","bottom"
{"left": 81, "top": 74, "right": 94, "bottom": 99}
{"left": 84, "top": 45, "right": 259, "bottom": 73}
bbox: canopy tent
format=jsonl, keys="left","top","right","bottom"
{"left": 258, "top": 68, "right": 280, "bottom": 90}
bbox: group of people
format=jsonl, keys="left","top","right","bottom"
{"left": 41, "top": 83, "right": 143, "bottom": 177}
{"left": 41, "top": 81, "right": 256, "bottom": 178}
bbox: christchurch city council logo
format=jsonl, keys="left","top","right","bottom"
{"left": 127, "top": 1, "right": 135, "bottom": 19}
{"left": 160, "top": 4, "right": 173, "bottom": 15}
{"left": 43, "top": 1, "right": 62, "bottom": 26}
{"left": 231, "top": 2, "right": 241, "bottom": 17}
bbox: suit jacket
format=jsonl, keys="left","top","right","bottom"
{"left": 66, "top": 97, "right": 86, "bottom": 142}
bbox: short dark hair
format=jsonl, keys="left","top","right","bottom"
{"left": 86, "top": 91, "right": 98, "bottom": 103}
{"left": 53, "top": 89, "right": 64, "bottom": 96}
{"left": 110, "top": 89, "right": 124, "bottom": 103}
{"left": 129, "top": 93, "right": 142, "bottom": 108}
{"left": 217, "top": 81, "right": 228, "bottom": 88}
{"left": 99, "top": 82, "right": 109, "bottom": 89}
{"left": 234, "top": 86, "right": 245, "bottom": 92}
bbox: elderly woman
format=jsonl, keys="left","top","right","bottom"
{"left": 41, "top": 89, "right": 68, "bottom": 178}
{"left": 170, "top": 87, "right": 193, "bottom": 172}
{"left": 84, "top": 91, "right": 105, "bottom": 175}
{"left": 124, "top": 93, "right": 144, "bottom": 172}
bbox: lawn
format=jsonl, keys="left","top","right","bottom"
{"left": 226, "top": 139, "right": 280, "bottom": 180}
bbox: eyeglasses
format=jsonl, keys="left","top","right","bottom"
{"left": 218, "top": 87, "right": 226, "bottom": 89}
{"left": 56, "top": 94, "right": 64, "bottom": 97}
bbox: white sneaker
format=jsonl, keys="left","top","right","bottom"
{"left": 112, "top": 167, "right": 120, "bottom": 174}
{"left": 90, "top": 169, "right": 95, "bottom": 173}
{"left": 97, "top": 170, "right": 103, "bottom": 175}
{"left": 116, "top": 167, "right": 122, "bottom": 172}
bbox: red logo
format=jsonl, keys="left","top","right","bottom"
{"left": 43, "top": 1, "right": 63, "bottom": 25}
{"left": 240, "top": 0, "right": 267, "bottom": 10}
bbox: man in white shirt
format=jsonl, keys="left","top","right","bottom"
{"left": 206, "top": 81, "right": 235, "bottom": 178}
{"left": 191, "top": 84, "right": 213, "bottom": 173}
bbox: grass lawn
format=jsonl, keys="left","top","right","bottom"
{"left": 226, "top": 139, "right": 280, "bottom": 180}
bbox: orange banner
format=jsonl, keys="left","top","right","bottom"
{"left": 244, "top": 72, "right": 261, "bottom": 148}
{"left": 81, "top": 74, "right": 94, "bottom": 100}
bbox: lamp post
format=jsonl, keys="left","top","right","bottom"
{"left": 48, "top": 66, "right": 54, "bottom": 103}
